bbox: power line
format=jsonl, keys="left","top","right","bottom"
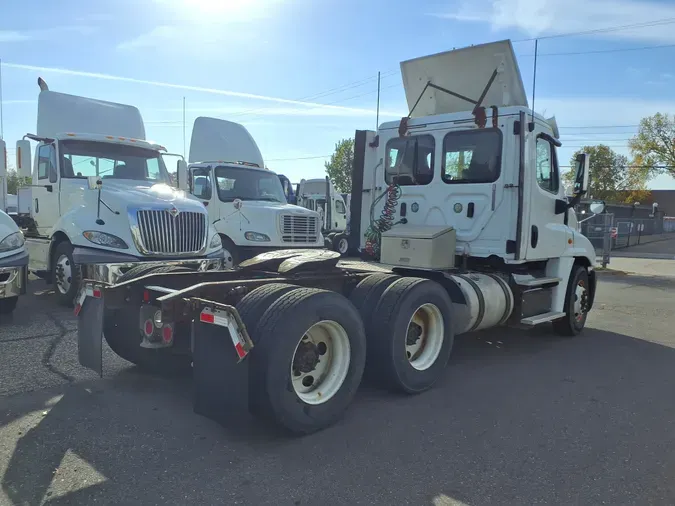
{"left": 513, "top": 17, "right": 675, "bottom": 42}
{"left": 524, "top": 42, "right": 675, "bottom": 57}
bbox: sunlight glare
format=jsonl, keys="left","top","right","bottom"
{"left": 155, "top": 0, "right": 279, "bottom": 23}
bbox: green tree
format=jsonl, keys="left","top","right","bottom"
{"left": 628, "top": 113, "right": 675, "bottom": 178}
{"left": 324, "top": 138, "right": 354, "bottom": 193}
{"left": 563, "top": 144, "right": 650, "bottom": 203}
{"left": 5, "top": 168, "right": 31, "bottom": 195}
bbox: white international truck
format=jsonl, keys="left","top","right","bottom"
{"left": 183, "top": 117, "right": 324, "bottom": 266}
{"left": 0, "top": 139, "right": 29, "bottom": 316}
{"left": 11, "top": 79, "right": 225, "bottom": 306}
{"left": 74, "top": 40, "right": 603, "bottom": 436}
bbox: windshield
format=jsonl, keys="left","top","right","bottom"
{"left": 214, "top": 166, "right": 286, "bottom": 203}
{"left": 59, "top": 140, "right": 171, "bottom": 184}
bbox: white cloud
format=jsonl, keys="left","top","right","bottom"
{"left": 2, "top": 62, "right": 403, "bottom": 118}
{"left": 0, "top": 25, "right": 96, "bottom": 43}
{"left": 431, "top": 0, "right": 675, "bottom": 43}
{"left": 0, "top": 31, "right": 32, "bottom": 43}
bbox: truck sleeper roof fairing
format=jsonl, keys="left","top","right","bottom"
{"left": 37, "top": 87, "right": 146, "bottom": 140}
{"left": 399, "top": 39, "right": 528, "bottom": 118}
{"left": 188, "top": 117, "right": 264, "bottom": 168}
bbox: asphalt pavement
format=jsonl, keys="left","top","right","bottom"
{"left": 1, "top": 272, "right": 675, "bottom": 506}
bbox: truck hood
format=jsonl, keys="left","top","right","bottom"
{"left": 100, "top": 180, "right": 205, "bottom": 212}
{"left": 232, "top": 201, "right": 318, "bottom": 215}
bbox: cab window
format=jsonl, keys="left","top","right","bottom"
{"left": 190, "top": 167, "right": 212, "bottom": 200}
{"left": 442, "top": 129, "right": 501, "bottom": 184}
{"left": 37, "top": 144, "right": 57, "bottom": 182}
{"left": 335, "top": 199, "right": 346, "bottom": 214}
{"left": 535, "top": 137, "right": 560, "bottom": 194}
{"left": 385, "top": 135, "right": 435, "bottom": 185}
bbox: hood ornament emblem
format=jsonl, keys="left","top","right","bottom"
{"left": 168, "top": 206, "right": 180, "bottom": 218}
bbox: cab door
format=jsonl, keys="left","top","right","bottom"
{"left": 33, "top": 143, "right": 60, "bottom": 236}
{"left": 523, "top": 129, "right": 570, "bottom": 260}
{"left": 188, "top": 166, "right": 218, "bottom": 223}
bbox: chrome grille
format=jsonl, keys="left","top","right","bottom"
{"left": 136, "top": 209, "right": 207, "bottom": 255}
{"left": 280, "top": 215, "right": 319, "bottom": 243}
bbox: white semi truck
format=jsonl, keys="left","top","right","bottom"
{"left": 12, "top": 79, "right": 225, "bottom": 306}
{"left": 0, "top": 139, "right": 29, "bottom": 316}
{"left": 74, "top": 40, "right": 603, "bottom": 435}
{"left": 294, "top": 177, "right": 350, "bottom": 254}
{"left": 182, "top": 117, "right": 323, "bottom": 266}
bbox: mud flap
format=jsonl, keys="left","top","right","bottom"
{"left": 192, "top": 304, "right": 252, "bottom": 427}
{"left": 77, "top": 295, "right": 104, "bottom": 377}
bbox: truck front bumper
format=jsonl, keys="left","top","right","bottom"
{"left": 0, "top": 250, "right": 29, "bottom": 299}
{"left": 73, "top": 247, "right": 226, "bottom": 284}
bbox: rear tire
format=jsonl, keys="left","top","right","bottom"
{"left": 349, "top": 273, "right": 400, "bottom": 335}
{"left": 369, "top": 277, "right": 454, "bottom": 394}
{"left": 552, "top": 265, "right": 589, "bottom": 337}
{"left": 0, "top": 297, "right": 19, "bottom": 316}
{"left": 249, "top": 287, "right": 366, "bottom": 435}
{"left": 52, "top": 241, "right": 81, "bottom": 307}
{"left": 236, "top": 283, "right": 298, "bottom": 341}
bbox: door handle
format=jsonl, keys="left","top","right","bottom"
{"left": 35, "top": 198, "right": 39, "bottom": 213}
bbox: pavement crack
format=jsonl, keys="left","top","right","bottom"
{"left": 0, "top": 333, "right": 61, "bottom": 344}
{"left": 43, "top": 312, "right": 75, "bottom": 383}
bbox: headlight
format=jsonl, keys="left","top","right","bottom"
{"left": 244, "top": 231, "right": 271, "bottom": 242}
{"left": 83, "top": 231, "right": 128, "bottom": 249}
{"left": 0, "top": 232, "right": 25, "bottom": 252}
{"left": 209, "top": 234, "right": 223, "bottom": 249}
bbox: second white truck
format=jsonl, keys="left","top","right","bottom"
{"left": 182, "top": 117, "right": 324, "bottom": 266}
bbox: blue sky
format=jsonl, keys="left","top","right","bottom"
{"left": 2, "top": 0, "right": 675, "bottom": 189}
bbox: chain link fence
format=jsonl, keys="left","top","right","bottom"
{"left": 576, "top": 211, "right": 671, "bottom": 266}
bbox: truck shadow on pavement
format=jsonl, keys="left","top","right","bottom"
{"left": 2, "top": 327, "right": 675, "bottom": 506}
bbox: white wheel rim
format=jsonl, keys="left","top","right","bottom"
{"left": 56, "top": 254, "right": 72, "bottom": 294}
{"left": 573, "top": 280, "right": 587, "bottom": 323}
{"left": 222, "top": 249, "right": 234, "bottom": 269}
{"left": 406, "top": 303, "right": 444, "bottom": 371}
{"left": 291, "top": 320, "right": 351, "bottom": 405}
{"left": 338, "top": 238, "right": 348, "bottom": 253}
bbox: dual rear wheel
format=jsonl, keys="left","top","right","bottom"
{"left": 237, "top": 274, "right": 454, "bottom": 434}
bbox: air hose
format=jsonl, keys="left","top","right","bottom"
{"left": 364, "top": 182, "right": 402, "bottom": 260}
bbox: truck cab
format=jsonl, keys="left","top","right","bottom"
{"left": 353, "top": 40, "right": 598, "bottom": 325}
{"left": 182, "top": 117, "right": 323, "bottom": 265}
{"left": 13, "top": 80, "right": 224, "bottom": 306}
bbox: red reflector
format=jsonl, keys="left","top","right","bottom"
{"left": 144, "top": 320, "right": 154, "bottom": 336}
{"left": 143, "top": 290, "right": 150, "bottom": 302}
{"left": 234, "top": 342, "right": 246, "bottom": 359}
{"left": 73, "top": 304, "right": 82, "bottom": 316}
{"left": 162, "top": 325, "right": 173, "bottom": 343}
{"left": 200, "top": 311, "right": 215, "bottom": 324}
{"left": 92, "top": 289, "right": 102, "bottom": 298}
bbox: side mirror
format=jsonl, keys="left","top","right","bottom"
{"left": 0, "top": 139, "right": 6, "bottom": 177}
{"left": 573, "top": 152, "right": 590, "bottom": 195}
{"left": 589, "top": 200, "right": 605, "bottom": 215}
{"left": 16, "top": 140, "right": 32, "bottom": 179}
{"left": 177, "top": 160, "right": 188, "bottom": 191}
